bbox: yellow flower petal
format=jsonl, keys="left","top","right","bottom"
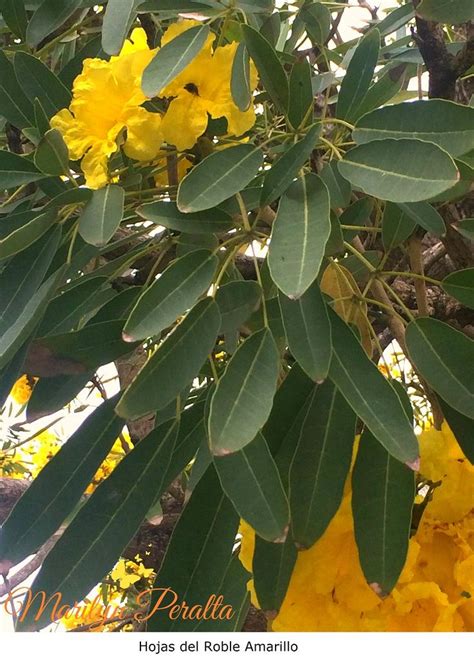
{"left": 123, "top": 107, "right": 163, "bottom": 161}
{"left": 161, "top": 93, "right": 209, "bottom": 151}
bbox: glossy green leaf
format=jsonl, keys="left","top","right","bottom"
{"left": 177, "top": 145, "right": 263, "bottom": 213}
{"left": 382, "top": 201, "right": 416, "bottom": 250}
{"left": 438, "top": 398, "right": 474, "bottom": 464}
{"left": 102, "top": 0, "right": 137, "bottom": 55}
{"left": 301, "top": 1, "right": 331, "bottom": 44}
{"left": 252, "top": 536, "right": 297, "bottom": 613}
{"left": 14, "top": 52, "right": 71, "bottom": 118}
{"left": 0, "top": 210, "right": 57, "bottom": 260}
{"left": 336, "top": 29, "right": 380, "bottom": 123}
{"left": 352, "top": 429, "right": 415, "bottom": 595}
{"left": 34, "top": 129, "right": 69, "bottom": 176}
{"left": 0, "top": 150, "right": 45, "bottom": 189}
{"left": 338, "top": 139, "right": 459, "bottom": 202}
{"left": 0, "top": 396, "right": 123, "bottom": 569}
{"left": 216, "top": 280, "right": 262, "bottom": 335}
{"left": 231, "top": 41, "right": 252, "bottom": 112}
{"left": 147, "top": 466, "right": 239, "bottom": 632}
{"left": 354, "top": 100, "right": 474, "bottom": 158}
{"left": 442, "top": 268, "right": 474, "bottom": 309}
{"left": 137, "top": 201, "right": 234, "bottom": 234}
{"left": 356, "top": 63, "right": 409, "bottom": 118}
{"left": 290, "top": 381, "right": 356, "bottom": 548}
{"left": 417, "top": 0, "right": 474, "bottom": 24}
{"left": 117, "top": 298, "right": 220, "bottom": 420}
{"left": 279, "top": 281, "right": 331, "bottom": 383}
{"left": 242, "top": 23, "right": 289, "bottom": 113}
{"left": 268, "top": 173, "right": 330, "bottom": 299}
{"left": 1, "top": 0, "right": 27, "bottom": 40}
{"left": 142, "top": 25, "right": 210, "bottom": 96}
{"left": 288, "top": 59, "right": 313, "bottom": 129}
{"left": 26, "top": 0, "right": 83, "bottom": 48}
{"left": 17, "top": 420, "right": 178, "bottom": 631}
{"left": 215, "top": 432, "right": 289, "bottom": 542}
{"left": 320, "top": 160, "right": 352, "bottom": 209}
{"left": 124, "top": 250, "right": 218, "bottom": 341}
{"left": 79, "top": 185, "right": 124, "bottom": 246}
{"left": 455, "top": 218, "right": 474, "bottom": 241}
{"left": 396, "top": 202, "right": 445, "bottom": 236}
{"left": 261, "top": 124, "right": 320, "bottom": 206}
{"left": 209, "top": 328, "right": 280, "bottom": 455}
{"left": 406, "top": 318, "right": 474, "bottom": 419}
{"left": 328, "top": 308, "right": 419, "bottom": 465}
{"left": 0, "top": 50, "right": 35, "bottom": 128}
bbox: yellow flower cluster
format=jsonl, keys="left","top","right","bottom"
{"left": 110, "top": 554, "right": 155, "bottom": 590}
{"left": 240, "top": 423, "right": 474, "bottom": 631}
{"left": 51, "top": 21, "right": 257, "bottom": 189}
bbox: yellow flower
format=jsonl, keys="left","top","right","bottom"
{"left": 51, "top": 28, "right": 163, "bottom": 189}
{"left": 9, "top": 375, "right": 36, "bottom": 405}
{"left": 111, "top": 560, "right": 141, "bottom": 589}
{"left": 159, "top": 21, "right": 258, "bottom": 151}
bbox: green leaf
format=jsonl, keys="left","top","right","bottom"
{"left": 59, "top": 34, "right": 107, "bottom": 88}
{"left": 26, "top": 373, "right": 92, "bottom": 422}
{"left": 405, "top": 318, "right": 474, "bottom": 419}
{"left": 242, "top": 23, "right": 289, "bottom": 113}
{"left": 279, "top": 281, "right": 331, "bottom": 383}
{"left": 438, "top": 398, "right": 474, "bottom": 464}
{"left": 396, "top": 202, "right": 445, "bottom": 237}
{"left": 0, "top": 228, "right": 62, "bottom": 369}
{"left": 356, "top": 63, "right": 410, "bottom": 118}
{"left": 0, "top": 50, "right": 35, "bottom": 128}
{"left": 146, "top": 466, "right": 239, "bottom": 632}
{"left": 37, "top": 276, "right": 113, "bottom": 336}
{"left": 123, "top": 250, "right": 218, "bottom": 341}
{"left": 338, "top": 139, "right": 459, "bottom": 203}
{"left": 215, "top": 432, "right": 289, "bottom": 542}
{"left": 268, "top": 173, "right": 330, "bottom": 299}
{"left": 209, "top": 328, "right": 280, "bottom": 456}
{"left": 382, "top": 201, "right": 416, "bottom": 250}
{"left": 352, "top": 429, "right": 415, "bottom": 595}
{"left": 0, "top": 342, "right": 28, "bottom": 409}
{"left": 116, "top": 297, "right": 220, "bottom": 420}
{"left": 142, "top": 25, "right": 210, "bottom": 97}
{"left": 263, "top": 364, "right": 313, "bottom": 456}
{"left": 0, "top": 396, "right": 123, "bottom": 570}
{"left": 0, "top": 210, "right": 57, "bottom": 260}
{"left": 0, "top": 150, "right": 45, "bottom": 188}
{"left": 417, "top": 0, "right": 474, "bottom": 24}
{"left": 31, "top": 320, "right": 137, "bottom": 374}
{"left": 26, "top": 0, "right": 83, "bottom": 48}
{"left": 137, "top": 201, "right": 234, "bottom": 234}
{"left": 177, "top": 145, "right": 263, "bottom": 213}
{"left": 231, "top": 42, "right": 252, "bottom": 112}
{"left": 336, "top": 29, "right": 380, "bottom": 123}
{"left": 216, "top": 280, "right": 262, "bottom": 334}
{"left": 261, "top": 124, "right": 320, "bottom": 206}
{"left": 1, "top": 0, "right": 27, "bottom": 40}
{"left": 301, "top": 1, "right": 331, "bottom": 44}
{"left": 102, "top": 0, "right": 137, "bottom": 55}
{"left": 353, "top": 100, "right": 474, "bottom": 158}
{"left": 13, "top": 51, "right": 71, "bottom": 118}
{"left": 442, "top": 268, "right": 474, "bottom": 309}
{"left": 290, "top": 381, "right": 356, "bottom": 548}
{"left": 340, "top": 197, "right": 374, "bottom": 239}
{"left": 176, "top": 232, "right": 218, "bottom": 256}
{"left": 16, "top": 420, "right": 178, "bottom": 632}
{"left": 288, "top": 59, "right": 313, "bottom": 129}
{"left": 319, "top": 160, "right": 352, "bottom": 209}
{"left": 328, "top": 308, "right": 419, "bottom": 465}
{"left": 34, "top": 128, "right": 69, "bottom": 176}
{"left": 252, "top": 536, "right": 297, "bottom": 612}
{"left": 79, "top": 185, "right": 125, "bottom": 246}
{"left": 455, "top": 218, "right": 474, "bottom": 241}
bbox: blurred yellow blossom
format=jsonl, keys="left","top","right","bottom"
{"left": 9, "top": 375, "right": 37, "bottom": 405}
{"left": 51, "top": 28, "right": 162, "bottom": 189}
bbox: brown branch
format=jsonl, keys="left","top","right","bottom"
{"left": 408, "top": 234, "right": 429, "bottom": 317}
